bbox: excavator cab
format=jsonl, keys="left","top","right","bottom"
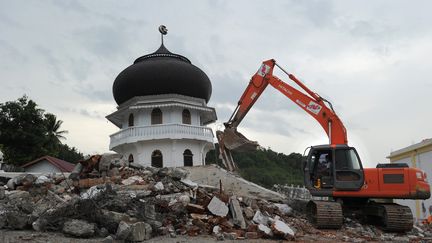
{"left": 305, "top": 145, "right": 364, "bottom": 195}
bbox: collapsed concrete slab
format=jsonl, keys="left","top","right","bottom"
{"left": 183, "top": 164, "right": 286, "bottom": 201}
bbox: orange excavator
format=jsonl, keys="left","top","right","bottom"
{"left": 217, "top": 59, "right": 430, "bottom": 231}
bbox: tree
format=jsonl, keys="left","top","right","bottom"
{"left": 206, "top": 144, "right": 304, "bottom": 188}
{"left": 57, "top": 143, "right": 84, "bottom": 163}
{"left": 44, "top": 113, "right": 68, "bottom": 142}
{"left": 0, "top": 96, "right": 48, "bottom": 164}
{"left": 0, "top": 95, "right": 83, "bottom": 165}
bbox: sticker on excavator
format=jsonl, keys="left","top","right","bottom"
{"left": 221, "top": 128, "right": 259, "bottom": 152}
{"left": 307, "top": 101, "right": 322, "bottom": 115}
{"left": 296, "top": 99, "right": 306, "bottom": 108}
{"left": 257, "top": 64, "right": 271, "bottom": 77}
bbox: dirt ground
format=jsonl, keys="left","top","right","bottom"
{"left": 0, "top": 230, "right": 101, "bottom": 243}
{"left": 0, "top": 229, "right": 416, "bottom": 243}
{"left": 0, "top": 230, "right": 298, "bottom": 243}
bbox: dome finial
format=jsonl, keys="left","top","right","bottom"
{"left": 159, "top": 25, "right": 168, "bottom": 45}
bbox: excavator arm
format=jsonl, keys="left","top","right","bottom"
{"left": 225, "top": 59, "right": 347, "bottom": 146}
{"left": 217, "top": 59, "right": 347, "bottom": 171}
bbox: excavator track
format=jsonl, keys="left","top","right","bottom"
{"left": 363, "top": 203, "right": 413, "bottom": 232}
{"left": 306, "top": 200, "right": 343, "bottom": 229}
{"left": 382, "top": 204, "right": 413, "bottom": 232}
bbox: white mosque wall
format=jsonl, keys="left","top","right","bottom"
{"left": 112, "top": 139, "right": 213, "bottom": 168}
{"left": 122, "top": 106, "right": 201, "bottom": 128}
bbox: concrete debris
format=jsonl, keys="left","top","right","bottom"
{"left": 128, "top": 221, "right": 152, "bottom": 241}
{"left": 274, "top": 203, "right": 293, "bottom": 216}
{"left": 121, "top": 176, "right": 144, "bottom": 186}
{"left": 0, "top": 187, "right": 5, "bottom": 199}
{"left": 101, "top": 235, "right": 114, "bottom": 243}
{"left": 100, "top": 209, "right": 138, "bottom": 224}
{"left": 62, "top": 219, "right": 95, "bottom": 237}
{"left": 80, "top": 185, "right": 104, "bottom": 199}
{"left": 212, "top": 225, "right": 221, "bottom": 234}
{"left": 6, "top": 210, "right": 28, "bottom": 229}
{"left": 207, "top": 196, "right": 228, "bottom": 217}
{"left": 0, "top": 157, "right": 429, "bottom": 242}
{"left": 223, "top": 232, "right": 238, "bottom": 240}
{"left": 115, "top": 221, "right": 131, "bottom": 240}
{"left": 243, "top": 206, "right": 255, "bottom": 219}
{"left": 6, "top": 178, "right": 16, "bottom": 190}
{"left": 178, "top": 194, "right": 190, "bottom": 206}
{"left": 229, "top": 196, "right": 246, "bottom": 229}
{"left": 154, "top": 181, "right": 164, "bottom": 191}
{"left": 180, "top": 178, "right": 198, "bottom": 188}
{"left": 0, "top": 211, "right": 6, "bottom": 229}
{"left": 272, "top": 219, "right": 295, "bottom": 239}
{"left": 35, "top": 175, "right": 51, "bottom": 185}
{"left": 252, "top": 210, "right": 269, "bottom": 225}
{"left": 273, "top": 184, "right": 312, "bottom": 200}
{"left": 258, "top": 223, "right": 272, "bottom": 236}
{"left": 170, "top": 167, "right": 189, "bottom": 180}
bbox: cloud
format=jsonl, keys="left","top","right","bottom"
{"left": 0, "top": 0, "right": 431, "bottom": 164}
{"left": 57, "top": 106, "right": 107, "bottom": 120}
{"left": 74, "top": 83, "right": 113, "bottom": 103}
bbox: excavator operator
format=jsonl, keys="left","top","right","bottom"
{"left": 314, "top": 153, "right": 332, "bottom": 188}
{"left": 318, "top": 154, "right": 331, "bottom": 176}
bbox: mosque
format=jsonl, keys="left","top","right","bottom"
{"left": 106, "top": 27, "right": 217, "bottom": 168}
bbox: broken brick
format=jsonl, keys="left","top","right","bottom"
{"left": 245, "top": 231, "right": 259, "bottom": 239}
{"left": 186, "top": 203, "right": 205, "bottom": 214}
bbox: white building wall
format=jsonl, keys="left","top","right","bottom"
{"left": 163, "top": 107, "right": 172, "bottom": 124}
{"left": 395, "top": 157, "right": 411, "bottom": 166}
{"left": 113, "top": 139, "right": 212, "bottom": 168}
{"left": 418, "top": 151, "right": 432, "bottom": 219}
{"left": 141, "top": 109, "right": 151, "bottom": 126}
{"left": 124, "top": 107, "right": 200, "bottom": 127}
{"left": 25, "top": 160, "right": 61, "bottom": 173}
{"left": 394, "top": 150, "right": 432, "bottom": 222}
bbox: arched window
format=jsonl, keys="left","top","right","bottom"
{"left": 183, "top": 149, "right": 193, "bottom": 167}
{"left": 151, "top": 150, "right": 163, "bottom": 168}
{"left": 128, "top": 154, "right": 134, "bottom": 163}
{"left": 151, "top": 108, "right": 162, "bottom": 125}
{"left": 182, "top": 109, "right": 191, "bottom": 124}
{"left": 128, "top": 113, "right": 134, "bottom": 127}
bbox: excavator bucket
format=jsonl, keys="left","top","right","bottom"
{"left": 220, "top": 127, "right": 259, "bottom": 152}
{"left": 215, "top": 128, "right": 259, "bottom": 172}
{"left": 216, "top": 130, "right": 237, "bottom": 172}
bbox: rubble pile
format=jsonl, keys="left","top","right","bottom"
{"left": 0, "top": 155, "right": 301, "bottom": 241}
{"left": 0, "top": 155, "right": 431, "bottom": 242}
{"left": 272, "top": 184, "right": 312, "bottom": 200}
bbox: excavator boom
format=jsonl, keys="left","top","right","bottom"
{"left": 224, "top": 59, "right": 347, "bottom": 148}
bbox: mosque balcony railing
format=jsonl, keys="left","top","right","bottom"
{"left": 109, "top": 124, "right": 214, "bottom": 149}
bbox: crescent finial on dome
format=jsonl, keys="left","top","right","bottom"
{"left": 159, "top": 25, "right": 168, "bottom": 45}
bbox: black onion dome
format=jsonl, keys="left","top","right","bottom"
{"left": 113, "top": 44, "right": 212, "bottom": 105}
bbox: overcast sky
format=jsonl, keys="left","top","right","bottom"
{"left": 1, "top": 1, "right": 431, "bottom": 167}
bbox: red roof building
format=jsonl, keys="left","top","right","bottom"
{"left": 21, "top": 155, "right": 75, "bottom": 173}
